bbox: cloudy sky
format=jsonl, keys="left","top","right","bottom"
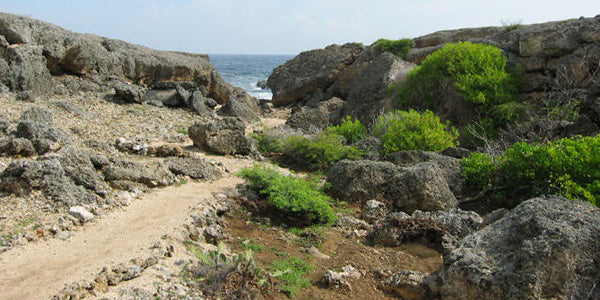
{"left": 1, "top": 0, "right": 598, "bottom": 54}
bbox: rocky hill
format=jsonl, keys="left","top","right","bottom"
{"left": 0, "top": 13, "right": 599, "bottom": 300}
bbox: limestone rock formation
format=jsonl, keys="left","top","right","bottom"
{"left": 188, "top": 117, "right": 257, "bottom": 155}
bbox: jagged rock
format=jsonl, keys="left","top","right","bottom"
{"left": 256, "top": 80, "right": 268, "bottom": 89}
{"left": 69, "top": 206, "right": 95, "bottom": 223}
{"left": 353, "top": 136, "right": 382, "bottom": 160}
{"left": 368, "top": 215, "right": 451, "bottom": 252}
{"left": 52, "top": 101, "right": 89, "bottom": 117}
{"left": 285, "top": 97, "right": 345, "bottom": 133}
{"left": 0, "top": 12, "right": 231, "bottom": 101}
{"left": 430, "top": 196, "right": 600, "bottom": 300}
{"left": 14, "top": 121, "right": 67, "bottom": 154}
{"left": 104, "top": 159, "right": 176, "bottom": 188}
{"left": 328, "top": 160, "right": 458, "bottom": 214}
{"left": 341, "top": 52, "right": 416, "bottom": 125}
{"left": 268, "top": 43, "right": 365, "bottom": 106}
{"left": 0, "top": 158, "right": 101, "bottom": 206}
{"left": 20, "top": 107, "right": 54, "bottom": 126}
{"left": 189, "top": 90, "right": 217, "bottom": 116}
{"left": 381, "top": 270, "right": 428, "bottom": 300}
{"left": 146, "top": 89, "right": 180, "bottom": 107}
{"left": 322, "top": 265, "right": 361, "bottom": 290}
{"left": 162, "top": 157, "right": 223, "bottom": 180}
{"left": 188, "top": 117, "right": 256, "bottom": 155}
{"left": 56, "top": 147, "right": 110, "bottom": 196}
{"left": 335, "top": 216, "right": 371, "bottom": 231}
{"left": 0, "top": 118, "right": 10, "bottom": 134}
{"left": 113, "top": 81, "right": 147, "bottom": 104}
{"left": 0, "top": 137, "right": 35, "bottom": 157}
{"left": 362, "top": 199, "right": 389, "bottom": 223}
{"left": 219, "top": 87, "right": 261, "bottom": 123}
{"left": 384, "top": 150, "right": 463, "bottom": 197}
{"left": 203, "top": 224, "right": 223, "bottom": 245}
{"left": 481, "top": 208, "right": 509, "bottom": 226}
{"left": 411, "top": 209, "right": 482, "bottom": 239}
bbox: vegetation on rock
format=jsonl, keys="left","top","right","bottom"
{"left": 238, "top": 165, "right": 338, "bottom": 225}
{"left": 374, "top": 109, "right": 459, "bottom": 155}
{"left": 372, "top": 38, "right": 413, "bottom": 59}
{"left": 462, "top": 135, "right": 600, "bottom": 206}
{"left": 327, "top": 115, "right": 368, "bottom": 144}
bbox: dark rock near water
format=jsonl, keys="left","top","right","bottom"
{"left": 219, "top": 87, "right": 262, "bottom": 123}
{"left": 256, "top": 80, "right": 268, "bottom": 89}
{"left": 285, "top": 97, "right": 345, "bottom": 133}
{"left": 429, "top": 196, "right": 600, "bottom": 300}
{"left": 188, "top": 117, "right": 256, "bottom": 155}
{"left": 328, "top": 160, "right": 458, "bottom": 214}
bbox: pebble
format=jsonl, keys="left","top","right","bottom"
{"left": 69, "top": 206, "right": 95, "bottom": 223}
{"left": 56, "top": 231, "right": 74, "bottom": 241}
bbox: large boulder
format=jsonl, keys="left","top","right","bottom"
{"left": 218, "top": 87, "right": 262, "bottom": 123}
{"left": 0, "top": 12, "right": 230, "bottom": 102}
{"left": 188, "top": 117, "right": 256, "bottom": 155}
{"left": 267, "top": 43, "right": 365, "bottom": 106}
{"left": 285, "top": 97, "right": 345, "bottom": 133}
{"left": 341, "top": 52, "right": 416, "bottom": 126}
{"left": 429, "top": 196, "right": 600, "bottom": 300}
{"left": 327, "top": 160, "right": 458, "bottom": 214}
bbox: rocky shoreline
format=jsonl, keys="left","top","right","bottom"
{"left": 0, "top": 12, "right": 599, "bottom": 300}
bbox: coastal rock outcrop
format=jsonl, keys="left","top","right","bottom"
{"left": 188, "top": 117, "right": 257, "bottom": 155}
{"left": 429, "top": 195, "right": 600, "bottom": 300}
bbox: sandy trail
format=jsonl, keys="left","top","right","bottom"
{"left": 0, "top": 163, "right": 247, "bottom": 299}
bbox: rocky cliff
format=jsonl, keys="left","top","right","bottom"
{"left": 268, "top": 16, "right": 600, "bottom": 133}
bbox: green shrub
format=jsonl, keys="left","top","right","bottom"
{"left": 462, "top": 135, "right": 600, "bottom": 206}
{"left": 373, "top": 38, "right": 413, "bottom": 59}
{"left": 327, "top": 116, "right": 368, "bottom": 144}
{"left": 238, "top": 165, "right": 338, "bottom": 224}
{"left": 374, "top": 109, "right": 459, "bottom": 155}
{"left": 282, "top": 133, "right": 365, "bottom": 170}
{"left": 399, "top": 42, "right": 519, "bottom": 107}
{"left": 269, "top": 257, "right": 315, "bottom": 297}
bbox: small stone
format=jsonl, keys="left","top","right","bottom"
{"left": 303, "top": 246, "right": 330, "bottom": 259}
{"left": 56, "top": 231, "right": 74, "bottom": 241}
{"left": 69, "top": 206, "right": 95, "bottom": 223}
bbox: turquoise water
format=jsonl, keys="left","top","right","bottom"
{"left": 210, "top": 54, "right": 293, "bottom": 100}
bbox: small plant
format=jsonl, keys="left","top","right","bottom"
{"left": 327, "top": 115, "right": 368, "bottom": 144}
{"left": 177, "top": 128, "right": 189, "bottom": 135}
{"left": 282, "top": 133, "right": 365, "bottom": 170}
{"left": 372, "top": 38, "right": 414, "bottom": 59}
{"left": 238, "top": 165, "right": 338, "bottom": 225}
{"left": 241, "top": 240, "right": 266, "bottom": 252}
{"left": 374, "top": 109, "right": 459, "bottom": 154}
{"left": 174, "top": 179, "right": 188, "bottom": 187}
{"left": 462, "top": 135, "right": 600, "bottom": 206}
{"left": 501, "top": 20, "right": 524, "bottom": 31}
{"left": 269, "top": 257, "right": 315, "bottom": 297}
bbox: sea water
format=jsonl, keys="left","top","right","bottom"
{"left": 210, "top": 54, "right": 294, "bottom": 100}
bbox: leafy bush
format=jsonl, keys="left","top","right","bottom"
{"left": 327, "top": 116, "right": 368, "bottom": 144}
{"left": 269, "top": 257, "right": 315, "bottom": 297}
{"left": 281, "top": 133, "right": 365, "bottom": 170}
{"left": 238, "top": 165, "right": 338, "bottom": 224}
{"left": 398, "top": 41, "right": 519, "bottom": 107}
{"left": 374, "top": 109, "right": 459, "bottom": 154}
{"left": 462, "top": 135, "right": 600, "bottom": 206}
{"left": 372, "top": 38, "right": 413, "bottom": 59}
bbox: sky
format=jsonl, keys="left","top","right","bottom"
{"left": 1, "top": 0, "right": 598, "bottom": 55}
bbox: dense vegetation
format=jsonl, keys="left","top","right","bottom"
{"left": 394, "top": 42, "right": 522, "bottom": 145}
{"left": 374, "top": 109, "right": 459, "bottom": 155}
{"left": 372, "top": 38, "right": 413, "bottom": 59}
{"left": 238, "top": 165, "right": 337, "bottom": 224}
{"left": 462, "top": 135, "right": 600, "bottom": 206}
{"left": 282, "top": 133, "right": 365, "bottom": 170}
{"left": 327, "top": 115, "right": 368, "bottom": 144}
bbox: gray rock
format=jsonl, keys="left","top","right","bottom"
{"left": 203, "top": 224, "right": 223, "bottom": 245}
{"left": 381, "top": 270, "right": 428, "bottom": 300}
{"left": 411, "top": 209, "right": 482, "bottom": 239}
{"left": 328, "top": 160, "right": 458, "bottom": 214}
{"left": 362, "top": 199, "right": 389, "bottom": 223}
{"left": 69, "top": 206, "right": 95, "bottom": 223}
{"left": 52, "top": 101, "right": 89, "bottom": 117}
{"left": 146, "top": 89, "right": 181, "bottom": 107}
{"left": 188, "top": 117, "right": 256, "bottom": 155}
{"left": 268, "top": 43, "right": 365, "bottom": 106}
{"left": 113, "top": 81, "right": 147, "bottom": 104}
{"left": 0, "top": 137, "right": 35, "bottom": 157}
{"left": 368, "top": 214, "right": 451, "bottom": 252}
{"left": 431, "top": 196, "right": 600, "bottom": 300}
{"left": 335, "top": 216, "right": 371, "bottom": 230}
{"left": 0, "top": 118, "right": 10, "bottom": 134}
{"left": 56, "top": 147, "right": 110, "bottom": 197}
{"left": 321, "top": 265, "right": 361, "bottom": 289}
{"left": 285, "top": 97, "right": 345, "bottom": 133}
{"left": 256, "top": 80, "right": 268, "bottom": 89}
{"left": 162, "top": 157, "right": 223, "bottom": 180}
{"left": 20, "top": 107, "right": 54, "bottom": 126}
{"left": 189, "top": 91, "right": 215, "bottom": 116}
{"left": 0, "top": 43, "right": 54, "bottom": 96}
{"left": 104, "top": 159, "right": 176, "bottom": 188}
{"left": 14, "top": 121, "right": 68, "bottom": 154}
{"left": 219, "top": 87, "right": 261, "bottom": 123}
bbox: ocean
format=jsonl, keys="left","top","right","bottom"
{"left": 210, "top": 54, "right": 294, "bottom": 100}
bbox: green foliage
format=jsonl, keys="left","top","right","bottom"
{"left": 269, "top": 257, "right": 315, "bottom": 297}
{"left": 238, "top": 165, "right": 338, "bottom": 225}
{"left": 399, "top": 41, "right": 519, "bottom": 107}
{"left": 327, "top": 116, "right": 368, "bottom": 144}
{"left": 282, "top": 133, "right": 366, "bottom": 170}
{"left": 462, "top": 136, "right": 600, "bottom": 206}
{"left": 374, "top": 109, "right": 459, "bottom": 155}
{"left": 373, "top": 38, "right": 413, "bottom": 59}
{"left": 251, "top": 132, "right": 286, "bottom": 153}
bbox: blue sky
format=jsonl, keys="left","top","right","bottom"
{"left": 1, "top": 1, "right": 598, "bottom": 54}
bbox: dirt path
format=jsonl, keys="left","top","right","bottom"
{"left": 0, "top": 162, "right": 248, "bottom": 299}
